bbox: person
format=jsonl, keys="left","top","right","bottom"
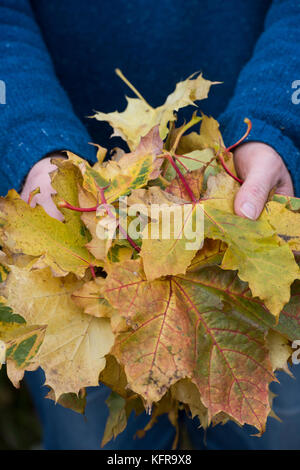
{"left": 0, "top": 0, "right": 299, "bottom": 449}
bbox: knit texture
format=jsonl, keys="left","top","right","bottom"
{"left": 0, "top": 0, "right": 299, "bottom": 195}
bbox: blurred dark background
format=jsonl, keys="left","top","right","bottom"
{"left": 0, "top": 367, "right": 41, "bottom": 450}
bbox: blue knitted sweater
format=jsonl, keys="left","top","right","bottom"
{"left": 0, "top": 0, "right": 299, "bottom": 196}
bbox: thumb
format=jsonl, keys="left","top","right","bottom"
{"left": 234, "top": 169, "right": 275, "bottom": 220}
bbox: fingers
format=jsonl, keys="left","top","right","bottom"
{"left": 273, "top": 171, "right": 294, "bottom": 197}
{"left": 21, "top": 157, "right": 64, "bottom": 221}
{"left": 233, "top": 142, "right": 294, "bottom": 220}
{"left": 234, "top": 169, "right": 276, "bottom": 220}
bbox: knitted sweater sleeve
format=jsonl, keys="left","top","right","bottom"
{"left": 0, "top": 0, "right": 95, "bottom": 195}
{"left": 218, "top": 0, "right": 300, "bottom": 196}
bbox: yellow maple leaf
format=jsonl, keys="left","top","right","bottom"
{"left": 202, "top": 198, "right": 300, "bottom": 318}
{"left": 92, "top": 70, "right": 219, "bottom": 150}
{"left": 0, "top": 190, "right": 96, "bottom": 277}
{"left": 264, "top": 201, "right": 300, "bottom": 252}
{"left": 1, "top": 266, "right": 114, "bottom": 399}
{"left": 177, "top": 114, "right": 224, "bottom": 154}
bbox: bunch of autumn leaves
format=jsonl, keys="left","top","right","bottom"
{"left": 0, "top": 71, "right": 300, "bottom": 446}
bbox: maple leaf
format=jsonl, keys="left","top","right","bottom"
{"left": 201, "top": 198, "right": 300, "bottom": 317}
{"left": 128, "top": 186, "right": 202, "bottom": 280}
{"left": 171, "top": 379, "right": 208, "bottom": 427}
{"left": 129, "top": 185, "right": 202, "bottom": 280}
{"left": 92, "top": 70, "right": 219, "bottom": 150}
{"left": 176, "top": 114, "right": 225, "bottom": 154}
{"left": 99, "top": 356, "right": 146, "bottom": 446}
{"left": 264, "top": 201, "right": 300, "bottom": 252}
{"left": 101, "top": 392, "right": 128, "bottom": 447}
{"left": 67, "top": 126, "right": 164, "bottom": 203}
{"left": 188, "top": 173, "right": 300, "bottom": 316}
{"left": 103, "top": 259, "right": 275, "bottom": 433}
{"left": 1, "top": 265, "right": 114, "bottom": 399}
{"left": 102, "top": 389, "right": 150, "bottom": 447}
{"left": 0, "top": 190, "right": 95, "bottom": 277}
{"left": 140, "top": 201, "right": 203, "bottom": 280}
{"left": 46, "top": 388, "right": 87, "bottom": 414}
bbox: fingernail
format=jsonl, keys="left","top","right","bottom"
{"left": 240, "top": 201, "right": 257, "bottom": 220}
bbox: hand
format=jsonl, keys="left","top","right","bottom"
{"left": 233, "top": 142, "right": 294, "bottom": 220}
{"left": 20, "top": 156, "right": 64, "bottom": 221}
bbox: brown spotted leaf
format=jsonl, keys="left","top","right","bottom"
{"left": 103, "top": 260, "right": 275, "bottom": 433}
